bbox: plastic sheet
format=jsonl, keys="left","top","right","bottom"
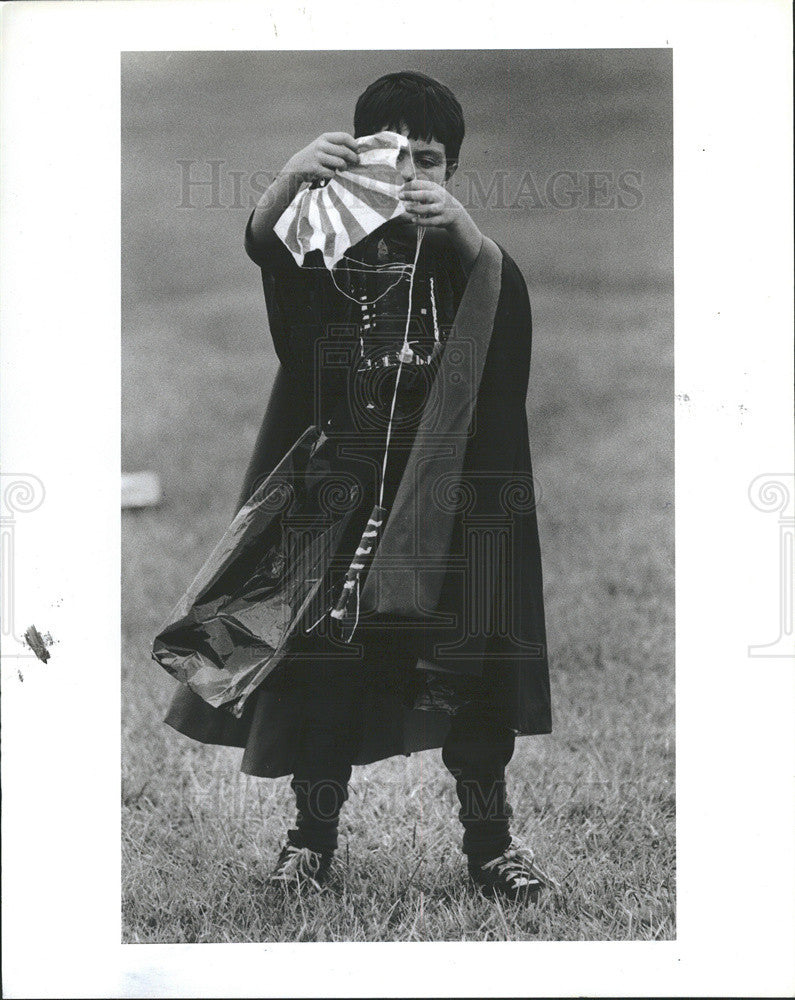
{"left": 151, "top": 425, "right": 362, "bottom": 717}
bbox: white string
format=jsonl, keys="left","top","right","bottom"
{"left": 429, "top": 275, "right": 440, "bottom": 342}
{"left": 303, "top": 607, "right": 329, "bottom": 634}
{"left": 378, "top": 223, "right": 425, "bottom": 509}
{"left": 329, "top": 261, "right": 412, "bottom": 305}
{"left": 305, "top": 143, "right": 425, "bottom": 642}
{"left": 305, "top": 260, "right": 412, "bottom": 274}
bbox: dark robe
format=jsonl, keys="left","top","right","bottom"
{"left": 162, "top": 215, "right": 551, "bottom": 777}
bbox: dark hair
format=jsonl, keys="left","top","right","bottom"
{"left": 354, "top": 71, "right": 465, "bottom": 168}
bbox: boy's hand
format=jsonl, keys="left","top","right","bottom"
{"left": 283, "top": 132, "right": 360, "bottom": 184}
{"left": 399, "top": 178, "right": 484, "bottom": 272}
{"left": 398, "top": 179, "right": 464, "bottom": 229}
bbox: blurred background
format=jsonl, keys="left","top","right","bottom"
{"left": 122, "top": 50, "right": 673, "bottom": 942}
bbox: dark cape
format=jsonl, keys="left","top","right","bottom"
{"left": 163, "top": 221, "right": 551, "bottom": 778}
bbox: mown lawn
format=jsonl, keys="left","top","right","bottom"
{"left": 122, "top": 49, "right": 673, "bottom": 942}
{"left": 122, "top": 282, "right": 674, "bottom": 942}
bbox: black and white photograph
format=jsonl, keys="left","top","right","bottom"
{"left": 123, "top": 49, "right": 673, "bottom": 941}
{"left": 1, "top": 1, "right": 793, "bottom": 996}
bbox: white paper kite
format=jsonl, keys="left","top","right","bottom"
{"left": 274, "top": 131, "right": 411, "bottom": 270}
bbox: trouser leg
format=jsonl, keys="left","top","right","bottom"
{"left": 289, "top": 765, "right": 352, "bottom": 854}
{"left": 441, "top": 702, "right": 517, "bottom": 863}
{"left": 287, "top": 658, "right": 364, "bottom": 854}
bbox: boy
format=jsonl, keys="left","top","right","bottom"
{"left": 164, "top": 71, "right": 553, "bottom": 901}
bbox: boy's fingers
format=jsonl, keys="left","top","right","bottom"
{"left": 331, "top": 145, "right": 360, "bottom": 165}
{"left": 400, "top": 189, "right": 439, "bottom": 204}
{"left": 318, "top": 152, "right": 349, "bottom": 171}
{"left": 404, "top": 210, "right": 443, "bottom": 225}
{"left": 409, "top": 206, "right": 442, "bottom": 220}
{"left": 322, "top": 132, "right": 358, "bottom": 149}
{"left": 321, "top": 141, "right": 359, "bottom": 166}
{"left": 410, "top": 213, "right": 444, "bottom": 227}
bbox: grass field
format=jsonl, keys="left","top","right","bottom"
{"left": 122, "top": 50, "right": 674, "bottom": 942}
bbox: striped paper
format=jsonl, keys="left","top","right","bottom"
{"left": 274, "top": 131, "right": 411, "bottom": 269}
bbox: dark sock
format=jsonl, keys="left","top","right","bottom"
{"left": 286, "top": 657, "right": 363, "bottom": 855}
{"left": 442, "top": 705, "right": 516, "bottom": 864}
{"left": 288, "top": 766, "right": 352, "bottom": 854}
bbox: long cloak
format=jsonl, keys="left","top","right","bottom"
{"left": 162, "top": 226, "right": 551, "bottom": 777}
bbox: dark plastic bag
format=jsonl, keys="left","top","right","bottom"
{"left": 151, "top": 425, "right": 361, "bottom": 717}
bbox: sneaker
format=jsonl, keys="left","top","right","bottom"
{"left": 268, "top": 842, "right": 334, "bottom": 890}
{"left": 468, "top": 838, "right": 557, "bottom": 902}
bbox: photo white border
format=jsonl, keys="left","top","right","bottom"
{"left": 1, "top": 0, "right": 793, "bottom": 997}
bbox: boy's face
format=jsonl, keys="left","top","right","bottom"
{"left": 388, "top": 122, "right": 454, "bottom": 186}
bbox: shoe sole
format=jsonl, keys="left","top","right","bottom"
{"left": 471, "top": 879, "right": 542, "bottom": 903}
